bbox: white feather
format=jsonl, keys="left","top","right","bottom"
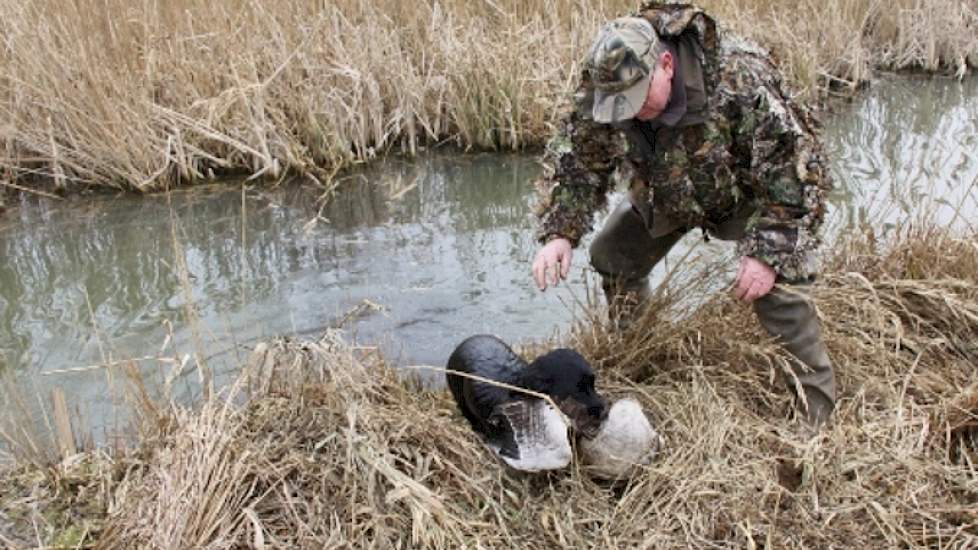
{"left": 487, "top": 400, "right": 572, "bottom": 472}
{"left": 579, "top": 398, "right": 662, "bottom": 479}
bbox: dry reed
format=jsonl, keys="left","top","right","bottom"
{"left": 2, "top": 220, "right": 976, "bottom": 548}
{"left": 0, "top": 0, "right": 975, "bottom": 193}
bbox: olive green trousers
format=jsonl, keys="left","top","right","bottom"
{"left": 589, "top": 194, "right": 836, "bottom": 427}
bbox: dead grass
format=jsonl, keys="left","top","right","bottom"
{"left": 2, "top": 221, "right": 976, "bottom": 548}
{"left": 704, "top": 0, "right": 978, "bottom": 95}
{"left": 0, "top": 0, "right": 974, "bottom": 193}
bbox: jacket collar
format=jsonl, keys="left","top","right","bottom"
{"left": 653, "top": 41, "right": 687, "bottom": 127}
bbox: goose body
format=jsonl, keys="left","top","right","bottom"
{"left": 578, "top": 398, "right": 663, "bottom": 479}
{"left": 446, "top": 334, "right": 608, "bottom": 471}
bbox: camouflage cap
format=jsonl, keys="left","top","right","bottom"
{"left": 586, "top": 17, "right": 660, "bottom": 124}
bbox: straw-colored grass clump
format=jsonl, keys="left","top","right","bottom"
{"left": 0, "top": 0, "right": 975, "bottom": 192}
{"left": 2, "top": 224, "right": 976, "bottom": 548}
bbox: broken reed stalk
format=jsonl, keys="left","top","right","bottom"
{"left": 49, "top": 388, "right": 76, "bottom": 459}
{"left": 166, "top": 192, "right": 213, "bottom": 401}
{"left": 403, "top": 364, "right": 572, "bottom": 425}
{"left": 0, "top": 0, "right": 974, "bottom": 193}
{"left": 0, "top": 374, "right": 58, "bottom": 469}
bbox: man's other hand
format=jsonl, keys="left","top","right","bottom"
{"left": 532, "top": 238, "right": 573, "bottom": 291}
{"left": 734, "top": 256, "right": 776, "bottom": 302}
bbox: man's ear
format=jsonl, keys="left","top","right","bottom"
{"left": 660, "top": 50, "right": 674, "bottom": 78}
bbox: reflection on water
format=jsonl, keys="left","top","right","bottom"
{"left": 2, "top": 153, "right": 591, "bottom": 428}
{"left": 0, "top": 154, "right": 580, "bottom": 380}
{"left": 823, "top": 75, "right": 978, "bottom": 234}
{"left": 0, "top": 76, "right": 976, "bottom": 428}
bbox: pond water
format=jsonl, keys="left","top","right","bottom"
{"left": 824, "top": 76, "right": 978, "bottom": 234}
{"left": 1, "top": 76, "right": 976, "bottom": 430}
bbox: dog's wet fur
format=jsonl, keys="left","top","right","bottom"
{"left": 446, "top": 335, "right": 609, "bottom": 458}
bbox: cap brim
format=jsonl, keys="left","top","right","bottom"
{"left": 592, "top": 69, "right": 652, "bottom": 124}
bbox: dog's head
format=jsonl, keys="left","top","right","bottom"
{"left": 522, "top": 348, "right": 608, "bottom": 438}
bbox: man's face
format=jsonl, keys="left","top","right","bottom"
{"left": 635, "top": 51, "right": 674, "bottom": 121}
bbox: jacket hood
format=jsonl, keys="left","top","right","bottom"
{"left": 635, "top": 2, "right": 720, "bottom": 116}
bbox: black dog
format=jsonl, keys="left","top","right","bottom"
{"left": 446, "top": 334, "right": 608, "bottom": 459}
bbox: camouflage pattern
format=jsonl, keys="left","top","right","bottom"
{"left": 588, "top": 17, "right": 662, "bottom": 123}
{"left": 534, "top": 2, "right": 831, "bottom": 282}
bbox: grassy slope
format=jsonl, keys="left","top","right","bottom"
{"left": 2, "top": 223, "right": 976, "bottom": 548}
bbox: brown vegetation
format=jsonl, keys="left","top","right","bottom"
{"left": 0, "top": 0, "right": 975, "bottom": 192}
{"left": 2, "top": 221, "right": 976, "bottom": 548}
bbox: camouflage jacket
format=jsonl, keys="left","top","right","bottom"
{"left": 534, "top": 2, "right": 831, "bottom": 281}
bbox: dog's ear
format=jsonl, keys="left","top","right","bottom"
{"left": 524, "top": 348, "right": 598, "bottom": 397}
{"left": 519, "top": 366, "right": 555, "bottom": 395}
{"left": 576, "top": 373, "right": 597, "bottom": 393}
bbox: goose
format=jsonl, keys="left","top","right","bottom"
{"left": 446, "top": 334, "right": 608, "bottom": 471}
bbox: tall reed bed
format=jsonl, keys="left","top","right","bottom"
{"left": 0, "top": 0, "right": 975, "bottom": 191}
{"left": 708, "top": 0, "right": 978, "bottom": 93}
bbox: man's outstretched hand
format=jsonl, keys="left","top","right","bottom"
{"left": 532, "top": 237, "right": 573, "bottom": 291}
{"left": 735, "top": 256, "right": 776, "bottom": 303}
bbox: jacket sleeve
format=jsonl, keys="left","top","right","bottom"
{"left": 727, "top": 53, "right": 832, "bottom": 282}
{"left": 534, "top": 86, "right": 627, "bottom": 247}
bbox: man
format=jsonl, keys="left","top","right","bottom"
{"left": 530, "top": 2, "right": 836, "bottom": 427}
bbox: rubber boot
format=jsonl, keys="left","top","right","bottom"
{"left": 753, "top": 283, "right": 837, "bottom": 428}
{"left": 600, "top": 276, "right": 652, "bottom": 331}
{"left": 589, "top": 195, "right": 684, "bottom": 331}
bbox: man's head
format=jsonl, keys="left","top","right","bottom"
{"left": 587, "top": 17, "right": 675, "bottom": 124}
